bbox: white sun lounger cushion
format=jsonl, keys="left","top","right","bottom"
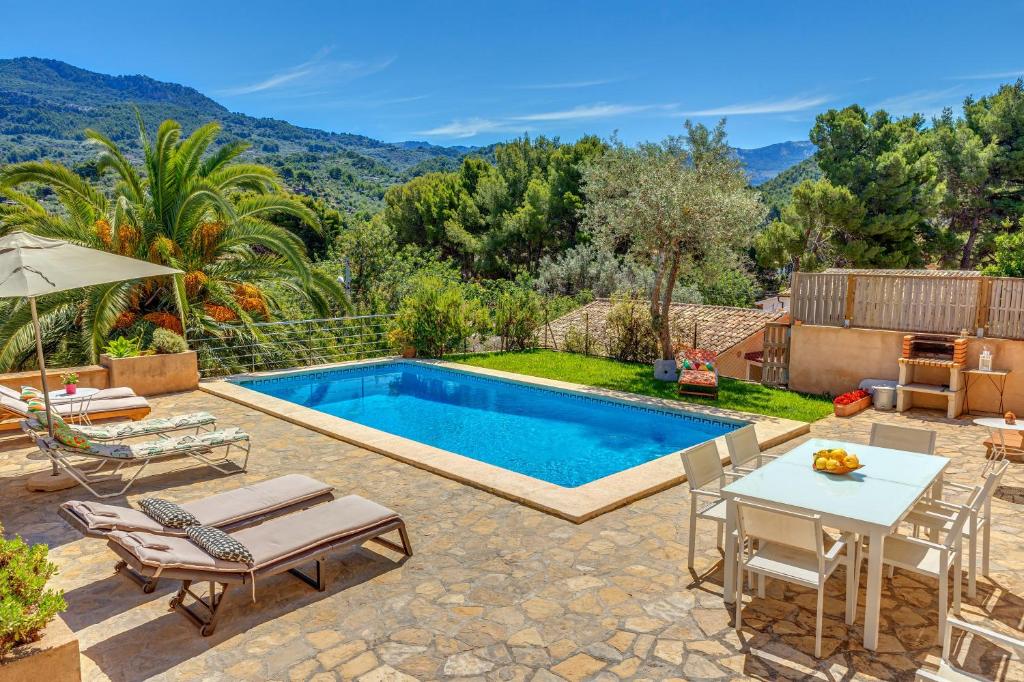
{"left": 83, "top": 427, "right": 248, "bottom": 459}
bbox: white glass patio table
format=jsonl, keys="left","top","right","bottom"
{"left": 722, "top": 437, "right": 948, "bottom": 651}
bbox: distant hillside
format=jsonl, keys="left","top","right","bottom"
{"left": 757, "top": 156, "right": 823, "bottom": 211}
{"left": 735, "top": 141, "right": 816, "bottom": 186}
{"left": 0, "top": 58, "right": 471, "bottom": 213}
{"left": 0, "top": 57, "right": 815, "bottom": 213}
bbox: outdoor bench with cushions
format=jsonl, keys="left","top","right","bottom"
{"left": 0, "top": 384, "right": 151, "bottom": 429}
{"left": 676, "top": 347, "right": 720, "bottom": 400}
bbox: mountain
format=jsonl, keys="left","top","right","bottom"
{"left": 0, "top": 57, "right": 814, "bottom": 213}
{"left": 757, "top": 156, "right": 823, "bottom": 211}
{"left": 735, "top": 141, "right": 816, "bottom": 186}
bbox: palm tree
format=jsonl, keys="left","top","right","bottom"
{"left": 0, "top": 115, "right": 345, "bottom": 370}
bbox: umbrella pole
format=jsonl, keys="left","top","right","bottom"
{"left": 29, "top": 297, "right": 58, "bottom": 475}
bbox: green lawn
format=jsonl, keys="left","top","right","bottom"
{"left": 452, "top": 349, "right": 834, "bottom": 423}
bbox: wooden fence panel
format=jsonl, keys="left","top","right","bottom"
{"left": 790, "top": 272, "right": 1024, "bottom": 337}
{"left": 988, "top": 278, "right": 1024, "bottom": 339}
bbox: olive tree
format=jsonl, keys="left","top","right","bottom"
{"left": 582, "top": 121, "right": 765, "bottom": 368}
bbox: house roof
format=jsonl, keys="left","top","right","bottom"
{"left": 542, "top": 299, "right": 784, "bottom": 356}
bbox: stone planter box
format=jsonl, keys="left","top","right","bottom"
{"left": 100, "top": 350, "right": 199, "bottom": 397}
{"left": 0, "top": 616, "right": 81, "bottom": 682}
{"left": 834, "top": 395, "right": 871, "bottom": 418}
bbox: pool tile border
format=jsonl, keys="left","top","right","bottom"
{"left": 200, "top": 357, "right": 810, "bottom": 523}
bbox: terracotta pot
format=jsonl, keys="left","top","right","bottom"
{"left": 63, "top": 384, "right": 76, "bottom": 395}
{"left": 401, "top": 346, "right": 416, "bottom": 359}
{"left": 834, "top": 395, "right": 871, "bottom": 417}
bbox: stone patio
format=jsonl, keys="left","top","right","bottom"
{"left": 1, "top": 391, "right": 1022, "bottom": 681}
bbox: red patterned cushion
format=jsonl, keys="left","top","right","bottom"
{"left": 678, "top": 369, "right": 717, "bottom": 387}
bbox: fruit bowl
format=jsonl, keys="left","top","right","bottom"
{"left": 812, "top": 448, "right": 864, "bottom": 475}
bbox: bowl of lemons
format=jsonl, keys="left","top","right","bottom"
{"left": 812, "top": 447, "right": 864, "bottom": 475}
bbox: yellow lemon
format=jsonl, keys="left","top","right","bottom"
{"left": 843, "top": 454, "right": 860, "bottom": 469}
{"left": 831, "top": 448, "right": 847, "bottom": 457}
{"left": 814, "top": 456, "right": 829, "bottom": 470}
{"left": 826, "top": 459, "right": 840, "bottom": 471}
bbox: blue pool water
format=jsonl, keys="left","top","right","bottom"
{"left": 239, "top": 362, "right": 742, "bottom": 487}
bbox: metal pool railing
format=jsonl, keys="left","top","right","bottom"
{"left": 191, "top": 314, "right": 396, "bottom": 377}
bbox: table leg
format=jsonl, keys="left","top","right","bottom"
{"left": 723, "top": 499, "right": 737, "bottom": 605}
{"left": 864, "top": 529, "right": 885, "bottom": 651}
{"left": 927, "top": 476, "right": 944, "bottom": 541}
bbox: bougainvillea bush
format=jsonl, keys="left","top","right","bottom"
{"left": 0, "top": 523, "right": 66, "bottom": 659}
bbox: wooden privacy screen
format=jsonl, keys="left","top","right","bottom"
{"left": 792, "top": 272, "right": 1024, "bottom": 339}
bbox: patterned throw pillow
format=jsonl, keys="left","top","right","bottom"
{"left": 53, "top": 421, "right": 91, "bottom": 450}
{"left": 138, "top": 498, "right": 200, "bottom": 529}
{"left": 185, "top": 526, "right": 254, "bottom": 564}
{"left": 20, "top": 386, "right": 43, "bottom": 401}
{"left": 25, "top": 398, "right": 46, "bottom": 413}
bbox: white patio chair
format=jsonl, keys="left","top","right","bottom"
{"left": 906, "top": 460, "right": 1008, "bottom": 599}
{"left": 915, "top": 616, "right": 1024, "bottom": 681}
{"left": 857, "top": 503, "right": 972, "bottom": 643}
{"left": 679, "top": 440, "right": 743, "bottom": 570}
{"left": 725, "top": 424, "right": 778, "bottom": 473}
{"left": 733, "top": 499, "right": 857, "bottom": 658}
{"left": 870, "top": 422, "right": 937, "bottom": 454}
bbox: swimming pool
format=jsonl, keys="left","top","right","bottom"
{"left": 238, "top": 361, "right": 743, "bottom": 487}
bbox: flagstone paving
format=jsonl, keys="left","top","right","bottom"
{"left": 1, "top": 390, "right": 1022, "bottom": 681}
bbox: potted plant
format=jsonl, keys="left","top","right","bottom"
{"left": 59, "top": 372, "right": 79, "bottom": 396}
{"left": 0, "top": 523, "right": 78, "bottom": 682}
{"left": 100, "top": 330, "right": 198, "bottom": 396}
{"left": 833, "top": 389, "right": 871, "bottom": 417}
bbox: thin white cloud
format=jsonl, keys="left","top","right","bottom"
{"left": 953, "top": 69, "right": 1024, "bottom": 81}
{"left": 416, "top": 118, "right": 521, "bottom": 139}
{"left": 681, "top": 95, "right": 831, "bottom": 117}
{"left": 218, "top": 49, "right": 395, "bottom": 96}
{"left": 870, "top": 86, "right": 964, "bottom": 115}
{"left": 513, "top": 78, "right": 619, "bottom": 90}
{"left": 512, "top": 103, "right": 668, "bottom": 121}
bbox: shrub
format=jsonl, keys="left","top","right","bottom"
{"left": 0, "top": 523, "right": 66, "bottom": 659}
{"left": 561, "top": 325, "right": 589, "bottom": 354}
{"left": 151, "top": 328, "right": 189, "bottom": 355}
{"left": 389, "top": 275, "right": 487, "bottom": 358}
{"left": 494, "top": 288, "right": 542, "bottom": 351}
{"left": 606, "top": 295, "right": 659, "bottom": 363}
{"left": 102, "top": 336, "right": 142, "bottom": 358}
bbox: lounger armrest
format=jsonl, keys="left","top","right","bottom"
{"left": 823, "top": 537, "right": 849, "bottom": 562}
{"left": 947, "top": 617, "right": 1024, "bottom": 655}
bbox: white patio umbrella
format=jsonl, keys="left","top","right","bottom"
{"left": 0, "top": 231, "right": 182, "bottom": 478}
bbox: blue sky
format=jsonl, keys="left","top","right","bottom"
{"left": 4, "top": 1, "right": 1024, "bottom": 148}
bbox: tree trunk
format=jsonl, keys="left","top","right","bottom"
{"left": 658, "top": 251, "right": 681, "bottom": 360}
{"left": 649, "top": 251, "right": 665, "bottom": 356}
{"left": 960, "top": 214, "right": 980, "bottom": 269}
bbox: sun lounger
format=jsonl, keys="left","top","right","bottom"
{"left": 21, "top": 421, "right": 251, "bottom": 499}
{"left": 59, "top": 474, "right": 336, "bottom": 591}
{"left": 0, "top": 385, "right": 151, "bottom": 431}
{"left": 106, "top": 495, "right": 412, "bottom": 636}
{"left": 26, "top": 411, "right": 216, "bottom": 442}
{"left": 677, "top": 347, "right": 720, "bottom": 400}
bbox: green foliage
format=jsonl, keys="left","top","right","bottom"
{"left": 605, "top": 295, "right": 658, "bottom": 363}
{"left": 150, "top": 328, "right": 189, "bottom": 354}
{"left": 982, "top": 228, "right": 1024, "bottom": 277}
{"left": 535, "top": 243, "right": 647, "bottom": 298}
{"left": 810, "top": 105, "right": 941, "bottom": 267}
{"left": 389, "top": 275, "right": 486, "bottom": 358}
{"left": 757, "top": 156, "right": 823, "bottom": 214}
{"left": 0, "top": 522, "right": 66, "bottom": 659}
{"left": 493, "top": 288, "right": 542, "bottom": 352}
{"left": 454, "top": 350, "right": 834, "bottom": 423}
{"left": 755, "top": 178, "right": 864, "bottom": 272}
{"left": 103, "top": 335, "right": 142, "bottom": 358}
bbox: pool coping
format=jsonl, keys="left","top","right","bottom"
{"left": 200, "top": 357, "right": 810, "bottom": 523}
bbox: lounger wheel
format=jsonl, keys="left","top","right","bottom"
{"left": 114, "top": 560, "right": 126, "bottom": 574}
{"left": 142, "top": 581, "right": 156, "bottom": 594}
{"left": 200, "top": 624, "right": 216, "bottom": 637}
{"left": 168, "top": 595, "right": 181, "bottom": 608}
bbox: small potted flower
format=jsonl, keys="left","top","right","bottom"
{"left": 60, "top": 372, "right": 79, "bottom": 396}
